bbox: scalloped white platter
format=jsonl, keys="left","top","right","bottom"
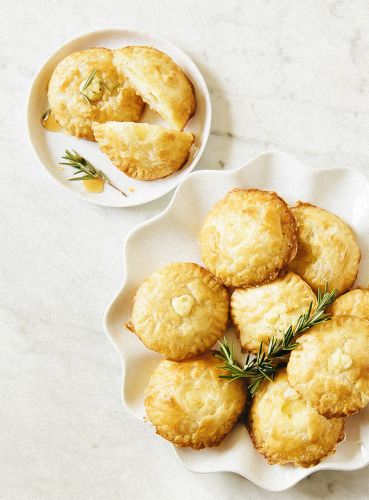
{"left": 104, "top": 151, "right": 369, "bottom": 491}
{"left": 27, "top": 29, "right": 211, "bottom": 207}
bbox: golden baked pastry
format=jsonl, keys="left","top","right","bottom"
{"left": 92, "top": 122, "right": 194, "bottom": 180}
{"left": 287, "top": 316, "right": 369, "bottom": 418}
{"left": 248, "top": 370, "right": 344, "bottom": 467}
{"left": 113, "top": 46, "right": 196, "bottom": 130}
{"left": 199, "top": 189, "right": 297, "bottom": 288}
{"left": 330, "top": 289, "right": 369, "bottom": 320}
{"left": 288, "top": 203, "right": 360, "bottom": 296}
{"left": 145, "top": 353, "right": 247, "bottom": 449}
{"left": 48, "top": 48, "right": 144, "bottom": 140}
{"left": 128, "top": 262, "right": 229, "bottom": 360}
{"left": 231, "top": 272, "right": 317, "bottom": 354}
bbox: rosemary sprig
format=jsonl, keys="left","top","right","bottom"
{"left": 215, "top": 286, "right": 337, "bottom": 396}
{"left": 60, "top": 150, "right": 127, "bottom": 197}
{"left": 79, "top": 69, "right": 97, "bottom": 104}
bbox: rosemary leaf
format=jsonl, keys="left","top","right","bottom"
{"left": 41, "top": 109, "right": 51, "bottom": 123}
{"left": 81, "top": 68, "right": 97, "bottom": 92}
{"left": 68, "top": 175, "right": 95, "bottom": 181}
{"left": 99, "top": 80, "right": 110, "bottom": 92}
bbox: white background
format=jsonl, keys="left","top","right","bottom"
{"left": 2, "top": 1, "right": 369, "bottom": 498}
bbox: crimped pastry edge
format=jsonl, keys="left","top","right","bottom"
{"left": 199, "top": 188, "right": 298, "bottom": 288}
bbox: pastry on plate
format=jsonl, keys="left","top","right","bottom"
{"left": 48, "top": 48, "right": 144, "bottom": 140}
{"left": 199, "top": 189, "right": 297, "bottom": 288}
{"left": 113, "top": 46, "right": 196, "bottom": 130}
{"left": 127, "top": 262, "right": 229, "bottom": 360}
{"left": 330, "top": 288, "right": 369, "bottom": 320}
{"left": 288, "top": 203, "right": 360, "bottom": 296}
{"left": 145, "top": 353, "right": 247, "bottom": 449}
{"left": 287, "top": 316, "right": 369, "bottom": 418}
{"left": 92, "top": 122, "right": 194, "bottom": 180}
{"left": 248, "top": 370, "right": 344, "bottom": 467}
{"left": 231, "top": 272, "right": 317, "bottom": 354}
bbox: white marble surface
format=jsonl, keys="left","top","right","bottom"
{"left": 2, "top": 0, "right": 369, "bottom": 498}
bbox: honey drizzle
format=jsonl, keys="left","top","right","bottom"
{"left": 41, "top": 109, "right": 62, "bottom": 132}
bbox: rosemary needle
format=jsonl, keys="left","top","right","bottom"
{"left": 79, "top": 69, "right": 97, "bottom": 104}
{"left": 60, "top": 150, "right": 127, "bottom": 197}
{"left": 215, "top": 286, "right": 337, "bottom": 396}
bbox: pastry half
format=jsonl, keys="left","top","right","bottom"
{"left": 248, "top": 370, "right": 344, "bottom": 467}
{"left": 199, "top": 189, "right": 297, "bottom": 288}
{"left": 288, "top": 202, "right": 360, "bottom": 296}
{"left": 231, "top": 272, "right": 317, "bottom": 354}
{"left": 330, "top": 288, "right": 369, "bottom": 320}
{"left": 287, "top": 315, "right": 369, "bottom": 418}
{"left": 92, "top": 122, "right": 194, "bottom": 180}
{"left": 145, "top": 353, "right": 247, "bottom": 449}
{"left": 113, "top": 46, "right": 196, "bottom": 130}
{"left": 48, "top": 48, "right": 144, "bottom": 140}
{"left": 128, "top": 262, "right": 229, "bottom": 360}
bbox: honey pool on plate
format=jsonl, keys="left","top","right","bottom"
{"left": 41, "top": 110, "right": 62, "bottom": 132}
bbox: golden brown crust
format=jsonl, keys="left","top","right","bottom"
{"left": 145, "top": 353, "right": 247, "bottom": 449}
{"left": 248, "top": 370, "right": 345, "bottom": 467}
{"left": 199, "top": 189, "right": 297, "bottom": 288}
{"left": 92, "top": 122, "right": 194, "bottom": 180}
{"left": 130, "top": 262, "right": 229, "bottom": 360}
{"left": 287, "top": 316, "right": 369, "bottom": 418}
{"left": 288, "top": 202, "right": 360, "bottom": 296}
{"left": 48, "top": 48, "right": 144, "bottom": 140}
{"left": 113, "top": 46, "right": 196, "bottom": 130}
{"left": 231, "top": 272, "right": 317, "bottom": 354}
{"left": 330, "top": 288, "right": 369, "bottom": 320}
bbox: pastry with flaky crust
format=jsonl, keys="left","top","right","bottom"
{"left": 287, "top": 316, "right": 369, "bottom": 418}
{"left": 248, "top": 370, "right": 344, "bottom": 467}
{"left": 113, "top": 46, "right": 196, "bottom": 130}
{"left": 199, "top": 189, "right": 297, "bottom": 288}
{"left": 330, "top": 288, "right": 369, "bottom": 320}
{"left": 288, "top": 203, "right": 360, "bottom": 296}
{"left": 231, "top": 272, "right": 317, "bottom": 354}
{"left": 48, "top": 48, "right": 144, "bottom": 140}
{"left": 145, "top": 353, "right": 247, "bottom": 449}
{"left": 128, "top": 262, "right": 229, "bottom": 360}
{"left": 92, "top": 122, "right": 194, "bottom": 180}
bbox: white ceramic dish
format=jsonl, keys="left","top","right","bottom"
{"left": 27, "top": 29, "right": 211, "bottom": 207}
{"left": 104, "top": 151, "right": 369, "bottom": 491}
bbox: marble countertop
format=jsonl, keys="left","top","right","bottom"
{"left": 2, "top": 0, "right": 369, "bottom": 498}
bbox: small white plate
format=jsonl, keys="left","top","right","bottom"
{"left": 104, "top": 150, "right": 369, "bottom": 491}
{"left": 27, "top": 29, "right": 211, "bottom": 207}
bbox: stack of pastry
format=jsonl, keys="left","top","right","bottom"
{"left": 127, "top": 188, "right": 369, "bottom": 467}
{"left": 48, "top": 46, "right": 196, "bottom": 180}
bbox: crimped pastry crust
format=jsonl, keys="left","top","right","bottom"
{"left": 231, "top": 272, "right": 317, "bottom": 354}
{"left": 199, "top": 189, "right": 297, "bottom": 288}
{"left": 145, "top": 353, "right": 247, "bottom": 449}
{"left": 113, "top": 46, "right": 196, "bottom": 130}
{"left": 287, "top": 316, "right": 369, "bottom": 418}
{"left": 129, "top": 262, "right": 229, "bottom": 360}
{"left": 92, "top": 122, "right": 194, "bottom": 180}
{"left": 248, "top": 370, "right": 344, "bottom": 467}
{"left": 48, "top": 48, "right": 144, "bottom": 140}
{"left": 330, "top": 288, "right": 369, "bottom": 320}
{"left": 288, "top": 202, "right": 360, "bottom": 296}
